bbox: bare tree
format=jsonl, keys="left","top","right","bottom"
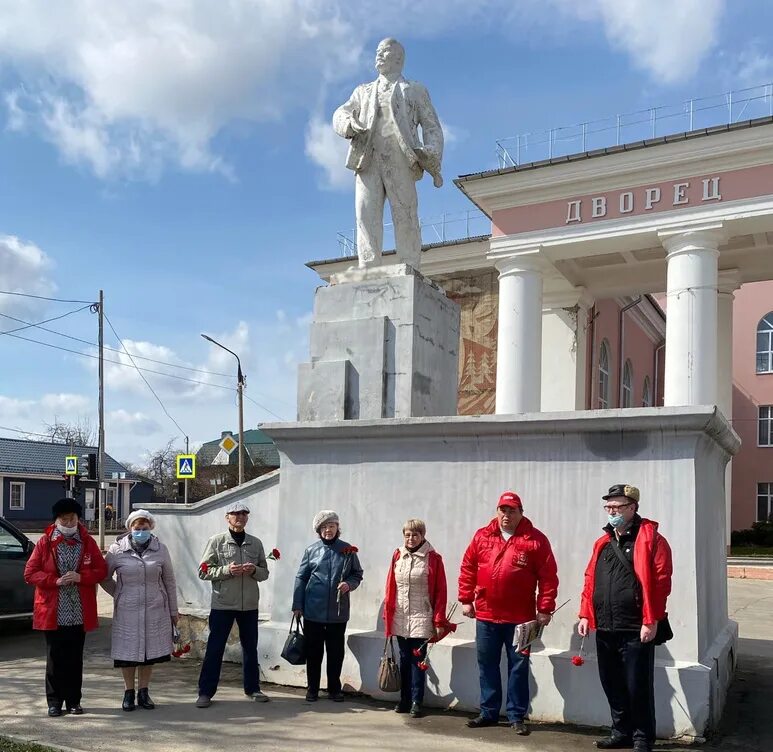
{"left": 143, "top": 438, "right": 184, "bottom": 500}
{"left": 39, "top": 417, "right": 97, "bottom": 446}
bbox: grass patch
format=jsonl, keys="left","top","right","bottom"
{"left": 730, "top": 546, "right": 773, "bottom": 557}
{"left": 0, "top": 738, "right": 60, "bottom": 752}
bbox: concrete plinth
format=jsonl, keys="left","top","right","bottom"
{"left": 297, "top": 264, "right": 460, "bottom": 421}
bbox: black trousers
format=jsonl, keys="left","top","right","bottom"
{"left": 396, "top": 636, "right": 427, "bottom": 707}
{"left": 304, "top": 620, "right": 346, "bottom": 694}
{"left": 45, "top": 626, "right": 86, "bottom": 708}
{"left": 596, "top": 630, "right": 656, "bottom": 744}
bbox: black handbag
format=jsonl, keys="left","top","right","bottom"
{"left": 281, "top": 615, "right": 307, "bottom": 665}
{"left": 609, "top": 538, "right": 673, "bottom": 645}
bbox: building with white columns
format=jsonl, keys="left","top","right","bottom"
{"left": 311, "top": 117, "right": 773, "bottom": 533}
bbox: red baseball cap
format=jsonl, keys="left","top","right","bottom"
{"left": 497, "top": 491, "right": 522, "bottom": 510}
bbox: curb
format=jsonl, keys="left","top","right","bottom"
{"left": 1, "top": 732, "right": 90, "bottom": 752}
{"left": 727, "top": 565, "right": 773, "bottom": 580}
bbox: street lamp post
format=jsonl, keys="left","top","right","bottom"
{"left": 201, "top": 334, "right": 245, "bottom": 485}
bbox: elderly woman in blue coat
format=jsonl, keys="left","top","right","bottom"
{"left": 292, "top": 510, "right": 363, "bottom": 702}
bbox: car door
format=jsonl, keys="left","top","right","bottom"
{"left": 0, "top": 518, "right": 34, "bottom": 617}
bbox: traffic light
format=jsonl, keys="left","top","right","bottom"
{"left": 62, "top": 473, "right": 69, "bottom": 492}
{"left": 177, "top": 482, "right": 185, "bottom": 498}
{"left": 82, "top": 453, "right": 97, "bottom": 480}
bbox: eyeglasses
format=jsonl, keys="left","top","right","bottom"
{"left": 228, "top": 511, "right": 248, "bottom": 517}
{"left": 603, "top": 503, "right": 632, "bottom": 513}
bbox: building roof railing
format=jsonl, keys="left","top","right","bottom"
{"left": 495, "top": 82, "right": 773, "bottom": 168}
{"left": 336, "top": 208, "right": 490, "bottom": 258}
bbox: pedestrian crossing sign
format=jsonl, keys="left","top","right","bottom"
{"left": 65, "top": 456, "right": 78, "bottom": 476}
{"left": 176, "top": 454, "right": 196, "bottom": 479}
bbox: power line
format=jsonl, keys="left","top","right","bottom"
{"left": 104, "top": 312, "right": 188, "bottom": 440}
{"left": 244, "top": 393, "right": 285, "bottom": 421}
{"left": 0, "top": 304, "right": 93, "bottom": 335}
{"left": 0, "top": 310, "right": 233, "bottom": 378}
{"left": 3, "top": 331, "right": 235, "bottom": 391}
{"left": 0, "top": 289, "right": 96, "bottom": 305}
{"left": 0, "top": 425, "right": 54, "bottom": 439}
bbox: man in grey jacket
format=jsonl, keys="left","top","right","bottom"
{"left": 195, "top": 501, "right": 269, "bottom": 707}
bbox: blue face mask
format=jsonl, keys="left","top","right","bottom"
{"left": 607, "top": 514, "right": 626, "bottom": 529}
{"left": 131, "top": 530, "right": 151, "bottom": 543}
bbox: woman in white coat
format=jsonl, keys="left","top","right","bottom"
{"left": 102, "top": 509, "right": 178, "bottom": 711}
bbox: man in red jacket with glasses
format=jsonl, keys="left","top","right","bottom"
{"left": 459, "top": 491, "right": 558, "bottom": 735}
{"left": 578, "top": 484, "right": 673, "bottom": 752}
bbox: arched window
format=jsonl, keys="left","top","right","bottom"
{"left": 757, "top": 313, "right": 773, "bottom": 373}
{"left": 598, "top": 340, "right": 610, "bottom": 409}
{"left": 642, "top": 376, "right": 652, "bottom": 407}
{"left": 622, "top": 360, "right": 633, "bottom": 408}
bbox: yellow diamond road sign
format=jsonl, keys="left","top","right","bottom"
{"left": 219, "top": 435, "right": 238, "bottom": 455}
{"left": 65, "top": 456, "right": 78, "bottom": 475}
{"left": 176, "top": 454, "right": 196, "bottom": 479}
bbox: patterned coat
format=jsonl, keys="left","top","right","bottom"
{"left": 102, "top": 535, "right": 178, "bottom": 662}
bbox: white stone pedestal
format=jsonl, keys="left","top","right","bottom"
{"left": 297, "top": 264, "right": 460, "bottom": 420}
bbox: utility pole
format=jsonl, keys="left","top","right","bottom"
{"left": 201, "top": 334, "right": 246, "bottom": 485}
{"left": 237, "top": 369, "right": 244, "bottom": 485}
{"left": 68, "top": 439, "right": 75, "bottom": 500}
{"left": 184, "top": 436, "right": 189, "bottom": 504}
{"left": 98, "top": 289, "right": 105, "bottom": 551}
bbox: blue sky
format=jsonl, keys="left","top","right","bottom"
{"left": 1, "top": 0, "right": 771, "bottom": 465}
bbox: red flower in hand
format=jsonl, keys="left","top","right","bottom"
{"left": 172, "top": 650, "right": 182, "bottom": 658}
{"left": 417, "top": 661, "right": 429, "bottom": 671}
{"left": 272, "top": 548, "right": 281, "bottom": 560}
{"left": 182, "top": 644, "right": 191, "bottom": 654}
{"left": 412, "top": 648, "right": 422, "bottom": 658}
{"left": 571, "top": 655, "right": 584, "bottom": 666}
{"left": 199, "top": 562, "right": 209, "bottom": 574}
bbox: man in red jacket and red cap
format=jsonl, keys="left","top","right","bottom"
{"left": 578, "top": 484, "right": 673, "bottom": 752}
{"left": 459, "top": 490, "right": 558, "bottom": 735}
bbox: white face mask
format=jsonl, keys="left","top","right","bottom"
{"left": 56, "top": 523, "right": 78, "bottom": 537}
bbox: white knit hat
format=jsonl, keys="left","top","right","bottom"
{"left": 313, "top": 510, "right": 339, "bottom": 533}
{"left": 126, "top": 509, "right": 156, "bottom": 530}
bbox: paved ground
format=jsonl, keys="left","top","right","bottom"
{"left": 1, "top": 581, "right": 771, "bottom": 752}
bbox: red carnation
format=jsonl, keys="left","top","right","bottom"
{"left": 417, "top": 661, "right": 429, "bottom": 671}
{"left": 571, "top": 655, "right": 584, "bottom": 666}
{"left": 272, "top": 548, "right": 281, "bottom": 560}
{"left": 199, "top": 562, "right": 209, "bottom": 574}
{"left": 182, "top": 644, "right": 191, "bottom": 654}
{"left": 172, "top": 650, "right": 182, "bottom": 658}
{"left": 349, "top": 546, "right": 359, "bottom": 554}
{"left": 412, "top": 648, "right": 422, "bottom": 658}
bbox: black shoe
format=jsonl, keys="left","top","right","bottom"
{"left": 47, "top": 705, "right": 62, "bottom": 717}
{"left": 305, "top": 690, "right": 319, "bottom": 702}
{"left": 395, "top": 702, "right": 410, "bottom": 713}
{"left": 595, "top": 736, "right": 633, "bottom": 749}
{"left": 632, "top": 743, "right": 652, "bottom": 752}
{"left": 511, "top": 720, "right": 530, "bottom": 735}
{"left": 467, "top": 715, "right": 498, "bottom": 728}
{"left": 409, "top": 702, "right": 423, "bottom": 718}
{"left": 122, "top": 689, "right": 136, "bottom": 712}
{"left": 330, "top": 691, "right": 345, "bottom": 702}
{"left": 67, "top": 704, "right": 84, "bottom": 715}
{"left": 137, "top": 687, "right": 155, "bottom": 710}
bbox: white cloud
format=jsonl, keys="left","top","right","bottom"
{"left": 0, "top": 235, "right": 56, "bottom": 316}
{"left": 108, "top": 409, "right": 161, "bottom": 436}
{"left": 0, "top": 392, "right": 94, "bottom": 429}
{"left": 39, "top": 393, "right": 90, "bottom": 413}
{"left": 734, "top": 44, "right": 773, "bottom": 88}
{"left": 543, "top": 0, "right": 724, "bottom": 84}
{"left": 305, "top": 113, "right": 352, "bottom": 190}
{"left": 0, "top": 1, "right": 725, "bottom": 182}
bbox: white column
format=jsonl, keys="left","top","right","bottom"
{"left": 541, "top": 289, "right": 594, "bottom": 411}
{"left": 717, "top": 270, "right": 740, "bottom": 545}
{"left": 660, "top": 226, "right": 724, "bottom": 407}
{"left": 495, "top": 257, "right": 543, "bottom": 414}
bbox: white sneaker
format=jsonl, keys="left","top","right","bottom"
{"left": 248, "top": 690, "right": 269, "bottom": 703}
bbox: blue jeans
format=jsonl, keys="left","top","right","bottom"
{"left": 198, "top": 609, "right": 260, "bottom": 698}
{"left": 476, "top": 619, "right": 530, "bottom": 723}
{"left": 396, "top": 636, "right": 427, "bottom": 706}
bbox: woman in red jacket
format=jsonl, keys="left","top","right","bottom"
{"left": 24, "top": 498, "right": 107, "bottom": 717}
{"left": 383, "top": 518, "right": 448, "bottom": 718}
